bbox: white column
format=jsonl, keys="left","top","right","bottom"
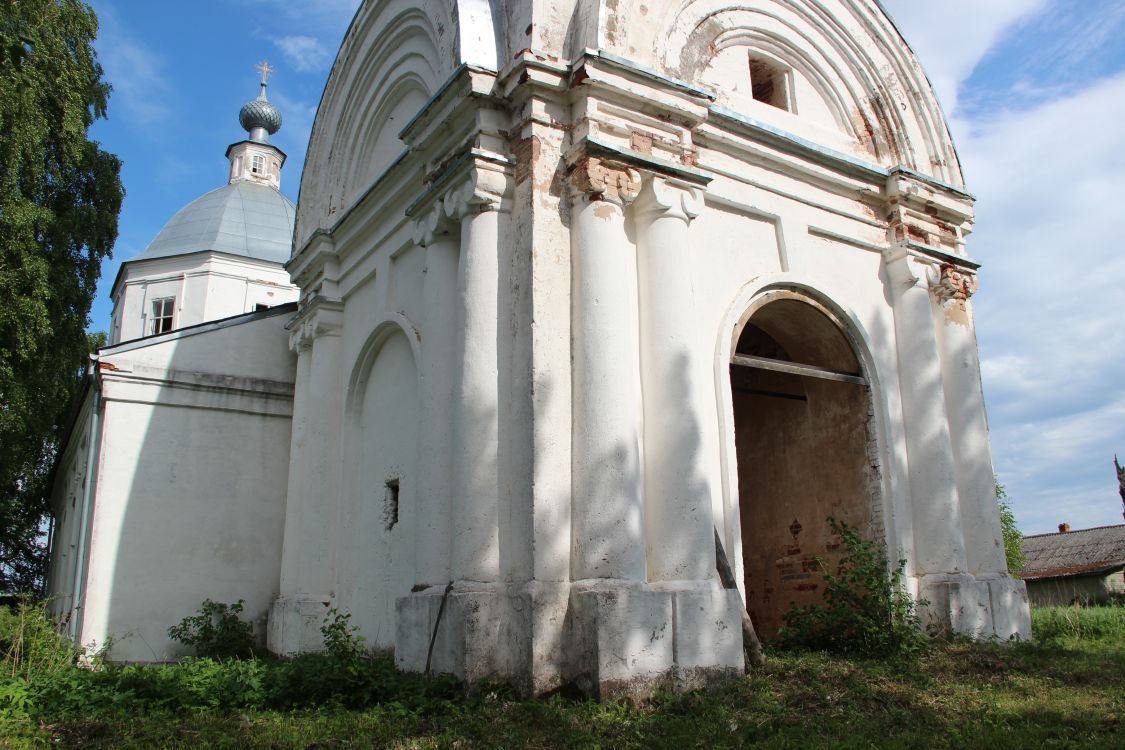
{"left": 412, "top": 208, "right": 458, "bottom": 586}
{"left": 278, "top": 344, "right": 312, "bottom": 594}
{"left": 450, "top": 186, "right": 503, "bottom": 583}
{"left": 884, "top": 246, "right": 968, "bottom": 576}
{"left": 633, "top": 174, "right": 716, "bottom": 583}
{"left": 270, "top": 299, "right": 345, "bottom": 654}
{"left": 932, "top": 266, "right": 1008, "bottom": 576}
{"left": 569, "top": 157, "right": 646, "bottom": 582}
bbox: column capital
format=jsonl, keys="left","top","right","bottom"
{"left": 445, "top": 156, "right": 512, "bottom": 218}
{"left": 882, "top": 244, "right": 934, "bottom": 293}
{"left": 568, "top": 155, "right": 641, "bottom": 206}
{"left": 411, "top": 203, "right": 456, "bottom": 248}
{"left": 632, "top": 173, "right": 704, "bottom": 225}
{"left": 287, "top": 296, "right": 344, "bottom": 352}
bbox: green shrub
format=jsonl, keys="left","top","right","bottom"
{"left": 321, "top": 607, "right": 365, "bottom": 662}
{"left": 779, "top": 518, "right": 927, "bottom": 658}
{"left": 996, "top": 482, "right": 1025, "bottom": 577}
{"left": 167, "top": 599, "right": 256, "bottom": 660}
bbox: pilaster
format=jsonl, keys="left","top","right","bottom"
{"left": 268, "top": 296, "right": 343, "bottom": 655}
{"left": 411, "top": 206, "right": 458, "bottom": 589}
{"left": 567, "top": 155, "right": 646, "bottom": 582}
{"left": 882, "top": 245, "right": 968, "bottom": 578}
{"left": 631, "top": 173, "right": 716, "bottom": 584}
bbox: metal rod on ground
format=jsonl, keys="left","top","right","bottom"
{"left": 714, "top": 527, "right": 766, "bottom": 669}
{"left": 424, "top": 581, "right": 454, "bottom": 675}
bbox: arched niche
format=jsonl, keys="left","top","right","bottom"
{"left": 728, "top": 290, "right": 883, "bottom": 640}
{"left": 338, "top": 321, "right": 421, "bottom": 647}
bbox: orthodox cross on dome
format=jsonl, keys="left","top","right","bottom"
{"left": 256, "top": 60, "right": 274, "bottom": 86}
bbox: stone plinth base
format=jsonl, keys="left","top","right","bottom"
{"left": 567, "top": 582, "right": 744, "bottom": 699}
{"left": 396, "top": 580, "right": 744, "bottom": 698}
{"left": 918, "top": 573, "right": 1030, "bottom": 641}
{"left": 267, "top": 594, "right": 333, "bottom": 656}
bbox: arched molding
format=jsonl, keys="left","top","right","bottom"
{"left": 344, "top": 313, "right": 422, "bottom": 422}
{"left": 296, "top": 0, "right": 503, "bottom": 252}
{"left": 705, "top": 24, "right": 859, "bottom": 138}
{"left": 712, "top": 273, "right": 903, "bottom": 601}
{"left": 571, "top": 0, "right": 962, "bottom": 185}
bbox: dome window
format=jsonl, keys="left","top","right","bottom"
{"left": 150, "top": 297, "right": 175, "bottom": 335}
{"left": 749, "top": 57, "right": 791, "bottom": 111}
{"left": 251, "top": 154, "right": 265, "bottom": 175}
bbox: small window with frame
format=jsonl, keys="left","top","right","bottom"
{"left": 251, "top": 154, "right": 265, "bottom": 175}
{"left": 150, "top": 297, "right": 175, "bottom": 335}
{"left": 749, "top": 57, "right": 791, "bottom": 111}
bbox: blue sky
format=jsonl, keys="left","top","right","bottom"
{"left": 84, "top": 0, "right": 1125, "bottom": 534}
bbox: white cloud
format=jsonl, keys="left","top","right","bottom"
{"left": 963, "top": 73, "right": 1125, "bottom": 532}
{"left": 880, "top": 0, "right": 1046, "bottom": 116}
{"left": 882, "top": 1, "right": 1125, "bottom": 532}
{"left": 273, "top": 35, "right": 331, "bottom": 72}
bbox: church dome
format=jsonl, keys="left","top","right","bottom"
{"left": 135, "top": 180, "right": 295, "bottom": 264}
{"left": 239, "top": 92, "right": 282, "bottom": 136}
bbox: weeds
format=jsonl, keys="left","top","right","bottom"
{"left": 167, "top": 599, "right": 256, "bottom": 660}
{"left": 778, "top": 518, "right": 927, "bottom": 658}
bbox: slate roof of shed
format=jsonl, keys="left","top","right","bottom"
{"left": 1021, "top": 524, "right": 1125, "bottom": 581}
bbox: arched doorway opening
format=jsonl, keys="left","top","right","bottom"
{"left": 730, "top": 292, "right": 880, "bottom": 640}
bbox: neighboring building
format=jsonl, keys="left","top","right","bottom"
{"left": 1022, "top": 524, "right": 1125, "bottom": 606}
{"left": 46, "top": 78, "right": 299, "bottom": 660}
{"left": 50, "top": 0, "right": 1031, "bottom": 697}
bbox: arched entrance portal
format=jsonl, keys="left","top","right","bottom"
{"left": 731, "top": 292, "right": 880, "bottom": 640}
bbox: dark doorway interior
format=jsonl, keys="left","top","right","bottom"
{"left": 731, "top": 296, "right": 878, "bottom": 640}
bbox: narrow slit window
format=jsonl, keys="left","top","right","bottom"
{"left": 150, "top": 297, "right": 175, "bottom": 335}
{"left": 749, "top": 58, "right": 790, "bottom": 111}
{"left": 383, "top": 478, "right": 400, "bottom": 531}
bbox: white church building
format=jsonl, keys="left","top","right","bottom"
{"left": 49, "top": 0, "right": 1030, "bottom": 697}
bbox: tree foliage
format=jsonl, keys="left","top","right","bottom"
{"left": 0, "top": 0, "right": 123, "bottom": 592}
{"left": 996, "top": 482, "right": 1025, "bottom": 577}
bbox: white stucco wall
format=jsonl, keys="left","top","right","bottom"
{"left": 52, "top": 310, "right": 297, "bottom": 660}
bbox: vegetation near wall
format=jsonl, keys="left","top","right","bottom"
{"left": 2, "top": 596, "right": 1123, "bottom": 748}
{"left": 0, "top": 0, "right": 124, "bottom": 593}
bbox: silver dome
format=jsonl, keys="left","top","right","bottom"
{"left": 239, "top": 94, "right": 282, "bottom": 135}
{"left": 134, "top": 181, "right": 295, "bottom": 264}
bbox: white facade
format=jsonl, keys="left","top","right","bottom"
{"left": 271, "top": 0, "right": 1029, "bottom": 697}
{"left": 49, "top": 0, "right": 1031, "bottom": 696}
{"left": 48, "top": 309, "right": 297, "bottom": 660}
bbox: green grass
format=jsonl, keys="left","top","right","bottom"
{"left": 2, "top": 605, "right": 1123, "bottom": 749}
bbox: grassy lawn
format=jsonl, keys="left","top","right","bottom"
{"left": 3, "top": 606, "right": 1123, "bottom": 749}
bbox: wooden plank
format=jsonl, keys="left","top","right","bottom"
{"left": 731, "top": 353, "right": 867, "bottom": 386}
{"left": 714, "top": 528, "right": 766, "bottom": 669}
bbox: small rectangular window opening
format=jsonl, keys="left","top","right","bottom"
{"left": 750, "top": 58, "right": 789, "bottom": 111}
{"left": 251, "top": 154, "right": 265, "bottom": 174}
{"left": 150, "top": 297, "right": 175, "bottom": 335}
{"left": 383, "top": 478, "right": 400, "bottom": 531}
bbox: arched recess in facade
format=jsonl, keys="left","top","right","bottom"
{"left": 566, "top": 0, "right": 963, "bottom": 185}
{"left": 722, "top": 287, "right": 886, "bottom": 640}
{"left": 294, "top": 0, "right": 502, "bottom": 251}
{"left": 340, "top": 317, "right": 422, "bottom": 648}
